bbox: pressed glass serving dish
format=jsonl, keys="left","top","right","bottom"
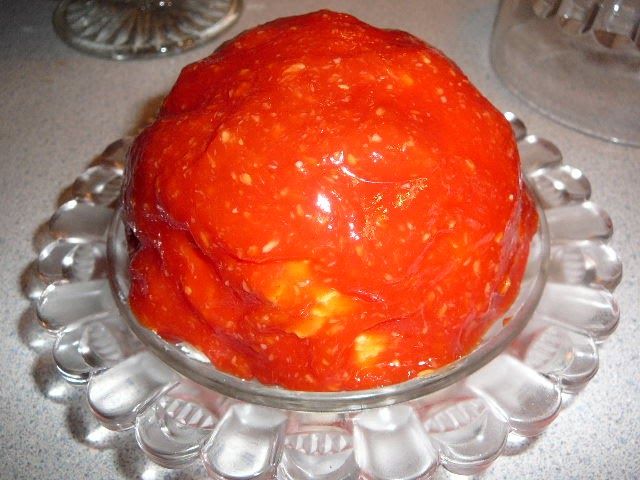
{"left": 491, "top": 0, "right": 640, "bottom": 146}
{"left": 53, "top": 0, "right": 242, "bottom": 60}
{"left": 33, "top": 113, "right": 621, "bottom": 478}
{"left": 108, "top": 196, "right": 549, "bottom": 412}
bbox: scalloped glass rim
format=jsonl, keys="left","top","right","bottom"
{"left": 107, "top": 200, "right": 550, "bottom": 412}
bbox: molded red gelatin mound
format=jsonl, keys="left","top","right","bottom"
{"left": 123, "top": 10, "right": 538, "bottom": 391}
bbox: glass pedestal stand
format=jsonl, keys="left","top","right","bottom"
{"left": 53, "top": 0, "right": 242, "bottom": 60}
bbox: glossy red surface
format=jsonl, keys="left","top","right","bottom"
{"left": 124, "top": 10, "right": 538, "bottom": 391}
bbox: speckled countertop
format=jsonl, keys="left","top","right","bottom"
{"left": 1, "top": 1, "right": 638, "bottom": 478}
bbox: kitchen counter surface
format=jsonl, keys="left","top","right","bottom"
{"left": 1, "top": 1, "right": 638, "bottom": 478}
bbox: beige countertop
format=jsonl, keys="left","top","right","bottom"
{"left": 1, "top": 1, "right": 638, "bottom": 478}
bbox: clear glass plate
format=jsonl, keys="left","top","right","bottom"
{"left": 33, "top": 113, "right": 622, "bottom": 478}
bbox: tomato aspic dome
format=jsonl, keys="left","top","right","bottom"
{"left": 123, "top": 10, "right": 538, "bottom": 391}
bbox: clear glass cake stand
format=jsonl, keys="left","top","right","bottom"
{"left": 53, "top": 0, "right": 242, "bottom": 60}
{"left": 33, "top": 113, "right": 622, "bottom": 478}
{"left": 491, "top": 0, "right": 640, "bottom": 146}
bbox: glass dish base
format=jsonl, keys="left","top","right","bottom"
{"left": 32, "top": 113, "right": 622, "bottom": 479}
{"left": 491, "top": 0, "right": 640, "bottom": 147}
{"left": 53, "top": 0, "right": 242, "bottom": 60}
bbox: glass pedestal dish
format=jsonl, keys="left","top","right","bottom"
{"left": 491, "top": 0, "right": 640, "bottom": 146}
{"left": 33, "top": 113, "right": 621, "bottom": 478}
{"left": 53, "top": 0, "right": 242, "bottom": 60}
